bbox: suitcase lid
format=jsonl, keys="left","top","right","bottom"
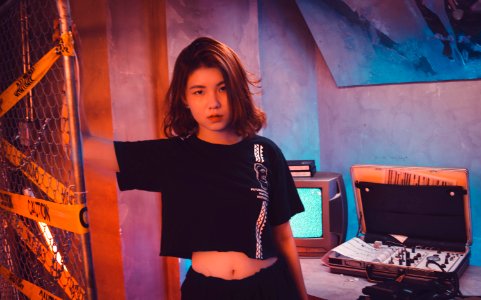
{"left": 350, "top": 165, "right": 472, "bottom": 249}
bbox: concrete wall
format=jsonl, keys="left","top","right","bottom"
{"left": 70, "top": 1, "right": 126, "bottom": 298}
{"left": 258, "top": 0, "right": 321, "bottom": 170}
{"left": 71, "top": 0, "right": 177, "bottom": 299}
{"left": 165, "top": 0, "right": 260, "bottom": 84}
{"left": 106, "top": 1, "right": 174, "bottom": 299}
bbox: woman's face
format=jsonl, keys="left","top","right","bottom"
{"left": 185, "top": 67, "right": 237, "bottom": 143}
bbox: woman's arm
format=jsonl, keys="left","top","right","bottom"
{"left": 83, "top": 136, "right": 119, "bottom": 171}
{"left": 272, "top": 221, "right": 308, "bottom": 300}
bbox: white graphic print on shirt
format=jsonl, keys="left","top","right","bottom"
{"left": 252, "top": 143, "right": 269, "bottom": 259}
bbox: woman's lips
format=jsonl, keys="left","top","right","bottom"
{"left": 207, "top": 114, "right": 223, "bottom": 122}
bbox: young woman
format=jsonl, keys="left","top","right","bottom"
{"left": 115, "top": 37, "right": 308, "bottom": 300}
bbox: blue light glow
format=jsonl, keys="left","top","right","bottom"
{"left": 290, "top": 188, "right": 323, "bottom": 238}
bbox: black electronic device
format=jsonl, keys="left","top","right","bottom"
{"left": 291, "top": 172, "right": 347, "bottom": 257}
{"left": 360, "top": 278, "right": 459, "bottom": 299}
{"left": 325, "top": 165, "right": 472, "bottom": 283}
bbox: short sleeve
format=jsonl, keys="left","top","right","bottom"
{"left": 267, "top": 143, "right": 304, "bottom": 226}
{"left": 114, "top": 139, "right": 170, "bottom": 192}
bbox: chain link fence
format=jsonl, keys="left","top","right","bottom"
{"left": 0, "top": 0, "right": 92, "bottom": 299}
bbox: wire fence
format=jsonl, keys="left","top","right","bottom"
{"left": 0, "top": 0, "right": 93, "bottom": 299}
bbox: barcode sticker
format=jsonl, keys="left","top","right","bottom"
{"left": 385, "top": 169, "right": 457, "bottom": 186}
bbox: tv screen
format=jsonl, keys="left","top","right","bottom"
{"left": 292, "top": 172, "right": 347, "bottom": 257}
{"left": 291, "top": 188, "right": 323, "bottom": 238}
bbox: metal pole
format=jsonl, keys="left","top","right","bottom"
{"left": 19, "top": 0, "right": 34, "bottom": 148}
{"left": 55, "top": 1, "right": 97, "bottom": 299}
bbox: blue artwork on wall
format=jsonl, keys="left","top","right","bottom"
{"left": 296, "top": 0, "right": 481, "bottom": 86}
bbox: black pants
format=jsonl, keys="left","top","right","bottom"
{"left": 181, "top": 259, "right": 300, "bottom": 300}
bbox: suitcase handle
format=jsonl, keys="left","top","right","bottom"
{"left": 365, "top": 264, "right": 406, "bottom": 283}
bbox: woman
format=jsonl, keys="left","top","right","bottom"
{"left": 115, "top": 37, "right": 308, "bottom": 299}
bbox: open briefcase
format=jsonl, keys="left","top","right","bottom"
{"left": 325, "top": 165, "right": 472, "bottom": 284}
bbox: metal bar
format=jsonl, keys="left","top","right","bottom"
{"left": 55, "top": 0, "right": 97, "bottom": 299}
{"left": 19, "top": 0, "right": 34, "bottom": 149}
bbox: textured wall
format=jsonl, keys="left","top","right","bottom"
{"left": 107, "top": 0, "right": 172, "bottom": 298}
{"left": 72, "top": 0, "right": 175, "bottom": 298}
{"left": 165, "top": 0, "right": 260, "bottom": 80}
{"left": 296, "top": 0, "right": 481, "bottom": 86}
{"left": 70, "top": 0, "right": 126, "bottom": 298}
{"left": 258, "top": 0, "right": 321, "bottom": 168}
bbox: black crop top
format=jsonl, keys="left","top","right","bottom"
{"left": 114, "top": 135, "right": 304, "bottom": 260}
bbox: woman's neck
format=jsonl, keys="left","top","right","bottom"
{"left": 196, "top": 131, "right": 242, "bottom": 145}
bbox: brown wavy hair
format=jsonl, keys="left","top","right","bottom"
{"left": 163, "top": 37, "right": 266, "bottom": 138}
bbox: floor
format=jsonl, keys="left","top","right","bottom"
{"left": 300, "top": 258, "right": 481, "bottom": 300}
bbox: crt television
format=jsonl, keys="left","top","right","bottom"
{"left": 291, "top": 172, "right": 347, "bottom": 257}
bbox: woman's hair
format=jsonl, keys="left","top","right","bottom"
{"left": 163, "top": 37, "right": 266, "bottom": 138}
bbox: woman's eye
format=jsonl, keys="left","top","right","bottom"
{"left": 193, "top": 90, "right": 204, "bottom": 95}
{"left": 219, "top": 86, "right": 226, "bottom": 92}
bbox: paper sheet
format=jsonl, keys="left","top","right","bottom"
{"left": 331, "top": 238, "right": 381, "bottom": 262}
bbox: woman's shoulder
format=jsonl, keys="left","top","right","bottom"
{"left": 113, "top": 136, "right": 188, "bottom": 152}
{"left": 114, "top": 136, "right": 185, "bottom": 144}
{"left": 249, "top": 135, "right": 280, "bottom": 149}
{"left": 245, "top": 135, "right": 285, "bottom": 158}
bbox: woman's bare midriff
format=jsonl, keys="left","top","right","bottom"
{"left": 191, "top": 251, "right": 278, "bottom": 280}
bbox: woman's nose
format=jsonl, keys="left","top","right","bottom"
{"left": 207, "top": 91, "right": 221, "bottom": 109}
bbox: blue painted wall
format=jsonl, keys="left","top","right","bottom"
{"left": 258, "top": 0, "right": 321, "bottom": 169}
{"left": 296, "top": 0, "right": 481, "bottom": 86}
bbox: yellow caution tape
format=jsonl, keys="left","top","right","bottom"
{"left": 0, "top": 264, "right": 63, "bottom": 300}
{"left": 0, "top": 189, "right": 88, "bottom": 234}
{"left": 1, "top": 138, "right": 76, "bottom": 204}
{"left": 0, "top": 31, "right": 74, "bottom": 118}
{"left": 13, "top": 217, "right": 86, "bottom": 300}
